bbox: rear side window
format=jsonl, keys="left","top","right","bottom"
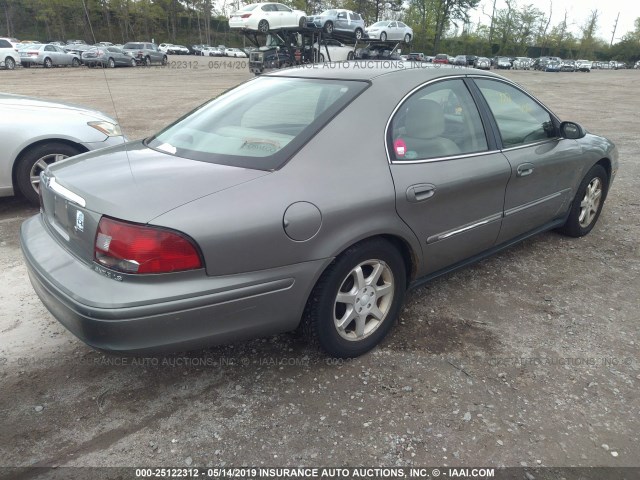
{"left": 389, "top": 79, "right": 488, "bottom": 161}
{"left": 147, "top": 77, "right": 368, "bottom": 170}
{"left": 475, "top": 79, "right": 555, "bottom": 148}
{"left": 0, "top": 39, "right": 11, "bottom": 48}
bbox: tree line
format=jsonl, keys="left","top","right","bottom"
{"left": 1, "top": 0, "right": 639, "bottom": 61}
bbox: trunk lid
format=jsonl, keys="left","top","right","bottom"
{"left": 41, "top": 141, "right": 270, "bottom": 265}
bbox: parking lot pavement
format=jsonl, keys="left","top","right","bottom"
{"left": 0, "top": 63, "right": 639, "bottom": 471}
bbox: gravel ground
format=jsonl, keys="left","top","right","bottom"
{"left": 0, "top": 61, "right": 638, "bottom": 474}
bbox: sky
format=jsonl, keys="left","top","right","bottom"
{"left": 471, "top": 0, "right": 640, "bottom": 42}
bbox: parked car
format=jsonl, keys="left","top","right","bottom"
{"left": 229, "top": 2, "right": 307, "bottom": 33}
{"left": 365, "top": 20, "right": 412, "bottom": 43}
{"left": 0, "top": 38, "right": 20, "bottom": 70}
{"left": 512, "top": 57, "right": 532, "bottom": 70}
{"left": 307, "top": 9, "right": 365, "bottom": 40}
{"left": 314, "top": 39, "right": 355, "bottom": 62}
{"left": 82, "top": 46, "right": 137, "bottom": 68}
{"left": 432, "top": 53, "right": 448, "bottom": 64}
{"left": 610, "top": 61, "right": 626, "bottom": 70}
{"left": 122, "top": 42, "right": 167, "bottom": 66}
{"left": 575, "top": 59, "right": 592, "bottom": 72}
{"left": 0, "top": 36, "right": 19, "bottom": 46}
{"left": 21, "top": 65, "right": 618, "bottom": 359}
{"left": 225, "top": 47, "right": 247, "bottom": 58}
{"left": 354, "top": 42, "right": 402, "bottom": 60}
{"left": 634, "top": 60, "right": 640, "bottom": 69}
{"left": 174, "top": 45, "right": 190, "bottom": 55}
{"left": 407, "top": 52, "right": 425, "bottom": 62}
{"left": 560, "top": 60, "right": 576, "bottom": 72}
{"left": 545, "top": 59, "right": 562, "bottom": 72}
{"left": 19, "top": 44, "right": 80, "bottom": 68}
{"left": 158, "top": 43, "right": 178, "bottom": 54}
{"left": 473, "top": 56, "right": 490, "bottom": 70}
{"left": 63, "top": 44, "right": 94, "bottom": 57}
{"left": 95, "top": 42, "right": 114, "bottom": 47}
{"left": 453, "top": 54, "right": 467, "bottom": 66}
{"left": 496, "top": 56, "right": 512, "bottom": 69}
{"left": 0, "top": 93, "right": 125, "bottom": 204}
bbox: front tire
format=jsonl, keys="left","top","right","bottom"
{"left": 558, "top": 164, "right": 608, "bottom": 237}
{"left": 354, "top": 28, "right": 363, "bottom": 40}
{"left": 15, "top": 142, "right": 82, "bottom": 205}
{"left": 404, "top": 33, "right": 411, "bottom": 43}
{"left": 72, "top": 57, "right": 80, "bottom": 67}
{"left": 298, "top": 16, "right": 306, "bottom": 28}
{"left": 5, "top": 57, "right": 16, "bottom": 70}
{"left": 144, "top": 56, "right": 151, "bottom": 66}
{"left": 130, "top": 58, "right": 137, "bottom": 67}
{"left": 108, "top": 57, "right": 115, "bottom": 68}
{"left": 302, "top": 238, "right": 407, "bottom": 358}
{"left": 380, "top": 31, "right": 387, "bottom": 41}
{"left": 44, "top": 57, "right": 53, "bottom": 68}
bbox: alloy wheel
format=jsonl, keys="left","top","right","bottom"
{"left": 30, "top": 153, "right": 69, "bottom": 192}
{"left": 579, "top": 177, "right": 602, "bottom": 228}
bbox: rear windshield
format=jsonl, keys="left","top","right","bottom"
{"left": 146, "top": 77, "right": 368, "bottom": 170}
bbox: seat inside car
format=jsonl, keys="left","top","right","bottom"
{"left": 403, "top": 99, "right": 461, "bottom": 159}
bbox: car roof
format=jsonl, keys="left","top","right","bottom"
{"left": 268, "top": 63, "right": 503, "bottom": 82}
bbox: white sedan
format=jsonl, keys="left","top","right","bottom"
{"left": 0, "top": 93, "right": 125, "bottom": 205}
{"left": 365, "top": 21, "right": 413, "bottom": 43}
{"left": 314, "top": 39, "right": 355, "bottom": 62}
{"left": 229, "top": 2, "right": 307, "bottom": 33}
{"left": 225, "top": 48, "right": 247, "bottom": 58}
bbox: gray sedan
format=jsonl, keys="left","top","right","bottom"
{"left": 307, "top": 9, "right": 365, "bottom": 39}
{"left": 20, "top": 44, "right": 80, "bottom": 68}
{"left": 21, "top": 65, "right": 617, "bottom": 358}
{"left": 0, "top": 93, "right": 125, "bottom": 204}
{"left": 82, "top": 46, "right": 137, "bottom": 68}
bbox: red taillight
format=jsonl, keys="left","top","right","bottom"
{"left": 94, "top": 217, "right": 202, "bottom": 274}
{"left": 241, "top": 13, "right": 251, "bottom": 18}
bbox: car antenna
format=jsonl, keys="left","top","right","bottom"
{"left": 80, "top": 0, "right": 126, "bottom": 150}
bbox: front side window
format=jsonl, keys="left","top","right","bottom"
{"left": 475, "top": 79, "right": 556, "bottom": 148}
{"left": 388, "top": 79, "right": 488, "bottom": 161}
{"left": 147, "top": 77, "right": 367, "bottom": 170}
{"left": 275, "top": 4, "right": 291, "bottom": 11}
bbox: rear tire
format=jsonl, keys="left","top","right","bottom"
{"left": 404, "top": 33, "right": 411, "bottom": 43}
{"left": 258, "top": 19, "right": 269, "bottom": 33}
{"left": 298, "top": 16, "right": 306, "bottom": 28}
{"left": 354, "top": 28, "right": 363, "bottom": 40}
{"left": 144, "top": 56, "right": 151, "bottom": 66}
{"left": 301, "top": 238, "right": 407, "bottom": 358}
{"left": 557, "top": 164, "right": 608, "bottom": 237}
{"left": 380, "top": 31, "right": 387, "bottom": 41}
{"left": 324, "top": 21, "right": 334, "bottom": 34}
{"left": 108, "top": 57, "right": 115, "bottom": 68}
{"left": 130, "top": 58, "right": 137, "bottom": 67}
{"left": 72, "top": 57, "right": 80, "bottom": 67}
{"left": 15, "top": 142, "right": 82, "bottom": 206}
{"left": 44, "top": 57, "right": 53, "bottom": 68}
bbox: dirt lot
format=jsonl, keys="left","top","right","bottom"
{"left": 0, "top": 61, "right": 639, "bottom": 475}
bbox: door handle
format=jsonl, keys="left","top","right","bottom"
{"left": 406, "top": 183, "right": 436, "bottom": 202}
{"left": 516, "top": 163, "right": 534, "bottom": 177}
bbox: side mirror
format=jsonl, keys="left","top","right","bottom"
{"left": 560, "top": 121, "right": 586, "bottom": 139}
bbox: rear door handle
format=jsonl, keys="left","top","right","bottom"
{"left": 516, "top": 163, "right": 534, "bottom": 177}
{"left": 406, "top": 183, "right": 436, "bottom": 202}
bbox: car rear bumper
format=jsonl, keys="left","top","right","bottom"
{"left": 21, "top": 214, "right": 329, "bottom": 353}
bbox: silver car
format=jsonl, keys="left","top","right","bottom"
{"left": 307, "top": 9, "right": 365, "bottom": 40}
{"left": 0, "top": 93, "right": 125, "bottom": 204}
{"left": 19, "top": 44, "right": 80, "bottom": 68}
{"left": 365, "top": 21, "right": 413, "bottom": 43}
{"left": 82, "top": 46, "right": 138, "bottom": 68}
{"left": 21, "top": 65, "right": 617, "bottom": 358}
{"left": 122, "top": 42, "right": 167, "bottom": 66}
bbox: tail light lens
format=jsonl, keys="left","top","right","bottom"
{"left": 241, "top": 13, "right": 251, "bottom": 18}
{"left": 94, "top": 217, "right": 202, "bottom": 274}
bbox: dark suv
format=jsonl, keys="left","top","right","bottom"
{"left": 122, "top": 42, "right": 167, "bottom": 66}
